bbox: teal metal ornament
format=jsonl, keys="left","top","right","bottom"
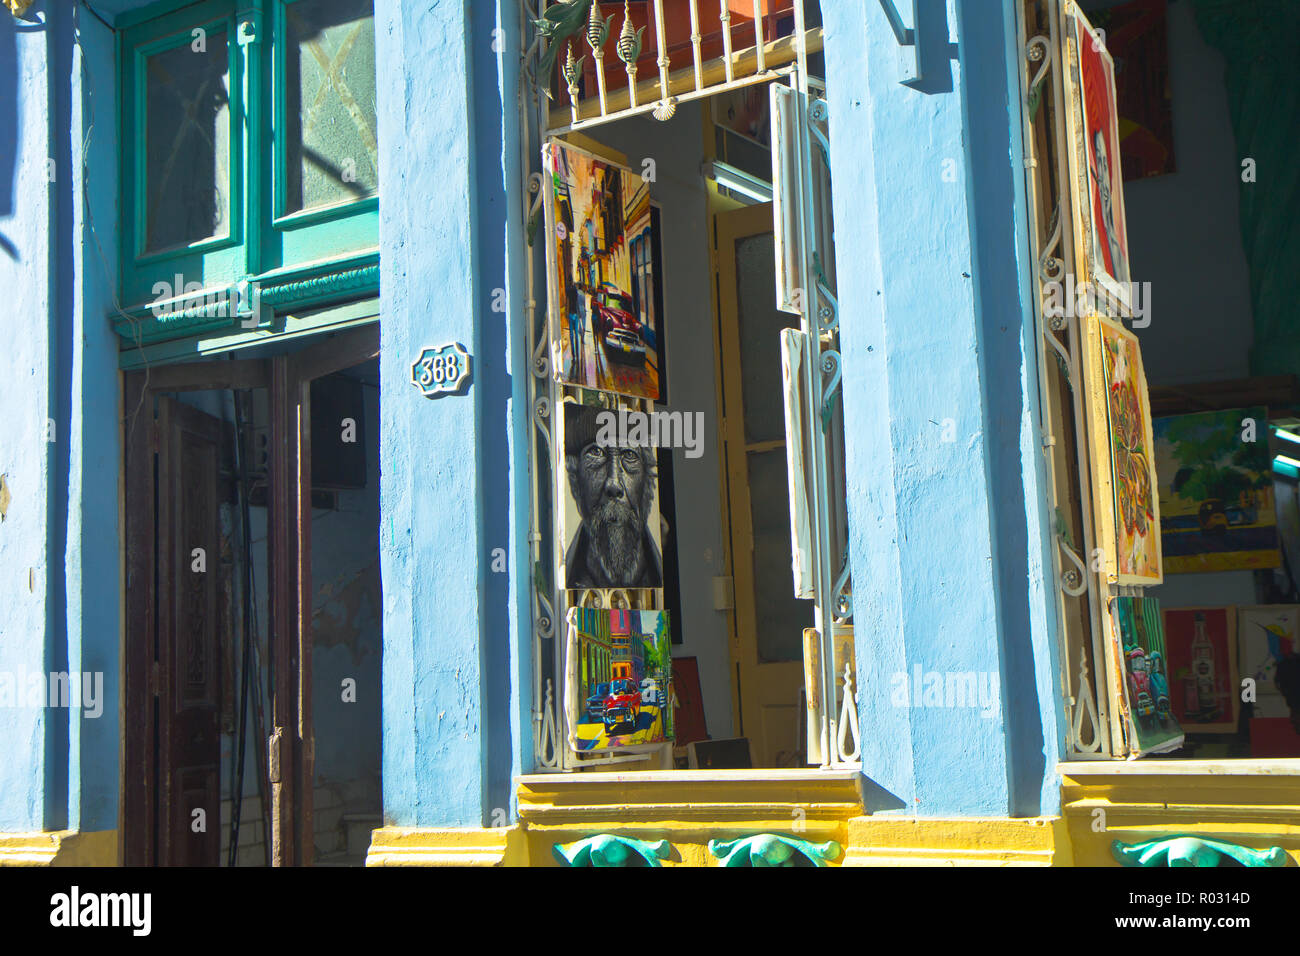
{"left": 553, "top": 834, "right": 672, "bottom": 867}
{"left": 708, "top": 834, "right": 842, "bottom": 867}
{"left": 534, "top": 0, "right": 596, "bottom": 80}
{"left": 1112, "top": 836, "right": 1287, "bottom": 868}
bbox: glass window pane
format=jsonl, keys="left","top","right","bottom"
{"left": 145, "top": 30, "right": 231, "bottom": 252}
{"left": 734, "top": 232, "right": 790, "bottom": 445}
{"left": 283, "top": 0, "right": 378, "bottom": 215}
{"left": 748, "top": 449, "right": 812, "bottom": 662}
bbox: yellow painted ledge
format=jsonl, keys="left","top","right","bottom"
{"left": 366, "top": 826, "right": 527, "bottom": 866}
{"left": 841, "top": 817, "right": 1067, "bottom": 866}
{"left": 0, "top": 831, "right": 117, "bottom": 866}
{"left": 515, "top": 769, "right": 862, "bottom": 866}
{"left": 1060, "top": 761, "right": 1300, "bottom": 867}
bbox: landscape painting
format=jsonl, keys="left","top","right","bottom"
{"left": 1153, "top": 407, "right": 1279, "bottom": 573}
{"left": 543, "top": 139, "right": 661, "bottom": 401}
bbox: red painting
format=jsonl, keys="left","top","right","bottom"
{"left": 1088, "top": 0, "right": 1175, "bottom": 180}
{"left": 1162, "top": 607, "right": 1239, "bottom": 733}
{"left": 1075, "top": 12, "right": 1131, "bottom": 288}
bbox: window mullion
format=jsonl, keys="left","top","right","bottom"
{"left": 237, "top": 0, "right": 265, "bottom": 283}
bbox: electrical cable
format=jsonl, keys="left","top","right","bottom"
{"left": 227, "top": 387, "right": 257, "bottom": 866}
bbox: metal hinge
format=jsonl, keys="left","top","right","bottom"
{"left": 268, "top": 727, "right": 283, "bottom": 784}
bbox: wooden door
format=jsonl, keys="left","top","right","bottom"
{"left": 159, "top": 398, "right": 224, "bottom": 866}
{"left": 123, "top": 393, "right": 226, "bottom": 866}
{"left": 715, "top": 202, "right": 811, "bottom": 767}
{"left": 272, "top": 324, "right": 380, "bottom": 865}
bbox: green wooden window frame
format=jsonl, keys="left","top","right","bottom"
{"left": 116, "top": 0, "right": 379, "bottom": 346}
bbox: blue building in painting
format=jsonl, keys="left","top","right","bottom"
{"left": 1, "top": 0, "right": 1297, "bottom": 868}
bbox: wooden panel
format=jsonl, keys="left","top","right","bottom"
{"left": 122, "top": 374, "right": 156, "bottom": 867}
{"left": 157, "top": 398, "right": 224, "bottom": 867}
{"left": 289, "top": 324, "right": 379, "bottom": 384}
{"left": 1149, "top": 375, "right": 1300, "bottom": 418}
{"left": 294, "top": 374, "right": 315, "bottom": 865}
{"left": 268, "top": 356, "right": 298, "bottom": 866}
{"left": 145, "top": 359, "right": 271, "bottom": 393}
{"left": 714, "top": 202, "right": 805, "bottom": 767}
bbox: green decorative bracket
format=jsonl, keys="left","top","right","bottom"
{"left": 1112, "top": 836, "right": 1288, "bottom": 868}
{"left": 709, "top": 834, "right": 842, "bottom": 868}
{"left": 553, "top": 834, "right": 671, "bottom": 867}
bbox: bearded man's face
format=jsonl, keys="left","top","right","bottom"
{"left": 568, "top": 442, "right": 654, "bottom": 585}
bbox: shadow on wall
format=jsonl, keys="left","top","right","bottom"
{"left": 0, "top": 10, "right": 27, "bottom": 259}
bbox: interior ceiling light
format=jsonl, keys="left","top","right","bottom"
{"left": 704, "top": 160, "right": 773, "bottom": 204}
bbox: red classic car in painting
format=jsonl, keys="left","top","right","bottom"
{"left": 602, "top": 678, "right": 641, "bottom": 732}
{"left": 591, "top": 285, "right": 646, "bottom": 368}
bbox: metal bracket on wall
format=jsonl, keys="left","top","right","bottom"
{"left": 877, "top": 0, "right": 921, "bottom": 84}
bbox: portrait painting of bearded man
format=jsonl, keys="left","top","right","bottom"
{"left": 562, "top": 401, "right": 663, "bottom": 590}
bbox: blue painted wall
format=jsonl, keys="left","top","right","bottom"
{"left": 0, "top": 0, "right": 121, "bottom": 835}
{"left": 376, "top": 0, "right": 528, "bottom": 828}
{"left": 0, "top": 3, "right": 56, "bottom": 833}
{"left": 68, "top": 1, "right": 123, "bottom": 836}
{"left": 821, "top": 0, "right": 1061, "bottom": 816}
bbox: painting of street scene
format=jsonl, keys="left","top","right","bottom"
{"left": 572, "top": 608, "right": 673, "bottom": 752}
{"left": 544, "top": 139, "right": 661, "bottom": 401}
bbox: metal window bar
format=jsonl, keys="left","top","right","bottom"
{"left": 1016, "top": 0, "right": 1117, "bottom": 758}
{"left": 537, "top": 0, "right": 821, "bottom": 136}
{"left": 523, "top": 0, "right": 855, "bottom": 772}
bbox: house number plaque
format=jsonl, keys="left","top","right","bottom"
{"left": 411, "top": 343, "right": 471, "bottom": 397}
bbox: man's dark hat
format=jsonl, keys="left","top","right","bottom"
{"left": 564, "top": 402, "right": 603, "bottom": 456}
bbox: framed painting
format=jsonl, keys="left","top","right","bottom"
{"left": 1152, "top": 407, "right": 1280, "bottom": 573}
{"left": 1111, "top": 596, "right": 1183, "bottom": 755}
{"left": 568, "top": 608, "right": 673, "bottom": 753}
{"left": 1063, "top": 2, "right": 1133, "bottom": 313}
{"left": 1082, "top": 315, "right": 1162, "bottom": 584}
{"left": 1086, "top": 0, "right": 1175, "bottom": 181}
{"left": 1162, "top": 606, "right": 1239, "bottom": 734}
{"left": 558, "top": 396, "right": 664, "bottom": 596}
{"left": 1237, "top": 605, "right": 1298, "bottom": 719}
{"left": 542, "top": 138, "right": 662, "bottom": 401}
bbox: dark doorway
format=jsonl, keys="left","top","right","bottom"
{"left": 123, "top": 325, "right": 380, "bottom": 866}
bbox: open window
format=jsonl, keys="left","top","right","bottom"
{"left": 524, "top": 0, "right": 854, "bottom": 772}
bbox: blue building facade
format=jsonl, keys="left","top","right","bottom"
{"left": 2, "top": 0, "right": 1295, "bottom": 868}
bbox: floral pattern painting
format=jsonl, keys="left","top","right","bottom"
{"left": 1099, "top": 319, "right": 1161, "bottom": 583}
